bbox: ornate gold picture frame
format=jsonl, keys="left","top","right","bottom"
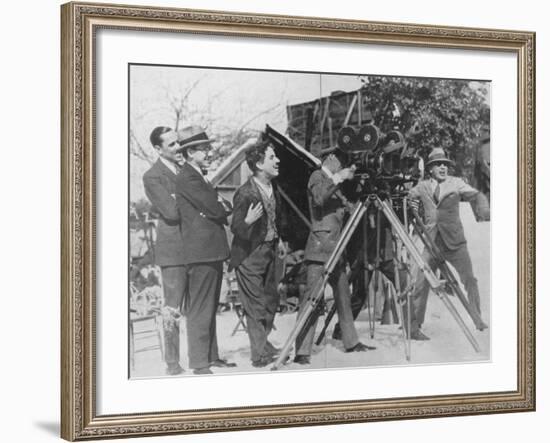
{"left": 61, "top": 1, "right": 535, "bottom": 440}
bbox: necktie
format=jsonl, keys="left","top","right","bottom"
{"left": 434, "top": 182, "right": 441, "bottom": 204}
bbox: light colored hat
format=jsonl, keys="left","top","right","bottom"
{"left": 426, "top": 147, "right": 455, "bottom": 167}
{"left": 177, "top": 125, "right": 216, "bottom": 150}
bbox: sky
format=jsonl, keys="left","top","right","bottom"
{"left": 129, "top": 65, "right": 489, "bottom": 201}
{"left": 130, "top": 65, "right": 365, "bottom": 138}
{"left": 129, "top": 65, "right": 365, "bottom": 200}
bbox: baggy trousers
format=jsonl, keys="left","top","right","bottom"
{"left": 407, "top": 234, "right": 482, "bottom": 333}
{"left": 296, "top": 261, "right": 359, "bottom": 355}
{"left": 185, "top": 261, "right": 223, "bottom": 369}
{"left": 160, "top": 265, "right": 187, "bottom": 369}
{"left": 235, "top": 242, "right": 279, "bottom": 362}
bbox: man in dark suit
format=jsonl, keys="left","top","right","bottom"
{"left": 229, "top": 140, "right": 287, "bottom": 368}
{"left": 142, "top": 126, "right": 186, "bottom": 376}
{"left": 407, "top": 148, "right": 490, "bottom": 340}
{"left": 294, "top": 149, "right": 375, "bottom": 366}
{"left": 175, "top": 125, "right": 236, "bottom": 375}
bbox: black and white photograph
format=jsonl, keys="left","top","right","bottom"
{"left": 128, "top": 64, "right": 492, "bottom": 378}
{"left": 52, "top": 1, "right": 538, "bottom": 441}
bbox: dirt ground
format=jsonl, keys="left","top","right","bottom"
{"left": 130, "top": 203, "right": 490, "bottom": 378}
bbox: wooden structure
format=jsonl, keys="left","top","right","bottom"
{"left": 286, "top": 88, "right": 375, "bottom": 158}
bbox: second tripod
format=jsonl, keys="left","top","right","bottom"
{"left": 271, "top": 194, "right": 480, "bottom": 370}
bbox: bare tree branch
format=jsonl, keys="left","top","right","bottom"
{"left": 163, "top": 78, "right": 204, "bottom": 131}
{"left": 236, "top": 102, "right": 282, "bottom": 135}
{"left": 130, "top": 129, "right": 155, "bottom": 165}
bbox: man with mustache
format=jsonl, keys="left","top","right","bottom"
{"left": 175, "top": 125, "right": 236, "bottom": 375}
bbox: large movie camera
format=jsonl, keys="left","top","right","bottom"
{"left": 336, "top": 123, "right": 422, "bottom": 197}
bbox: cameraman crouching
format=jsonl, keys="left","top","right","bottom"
{"left": 293, "top": 149, "right": 376, "bottom": 365}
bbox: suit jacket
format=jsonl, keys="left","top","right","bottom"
{"left": 176, "top": 162, "right": 230, "bottom": 265}
{"left": 229, "top": 177, "right": 286, "bottom": 270}
{"left": 142, "top": 159, "right": 186, "bottom": 266}
{"left": 409, "top": 176, "right": 490, "bottom": 250}
{"left": 304, "top": 169, "right": 348, "bottom": 263}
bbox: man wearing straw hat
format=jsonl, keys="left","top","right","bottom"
{"left": 175, "top": 125, "right": 237, "bottom": 375}
{"left": 406, "top": 147, "right": 490, "bottom": 340}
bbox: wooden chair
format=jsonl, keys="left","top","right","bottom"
{"left": 129, "top": 283, "right": 165, "bottom": 370}
{"left": 224, "top": 272, "right": 247, "bottom": 336}
{"left": 129, "top": 310, "right": 164, "bottom": 370}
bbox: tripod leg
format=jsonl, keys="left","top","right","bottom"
{"left": 272, "top": 200, "right": 371, "bottom": 370}
{"left": 315, "top": 303, "right": 337, "bottom": 346}
{"left": 376, "top": 196, "right": 480, "bottom": 353}
{"left": 401, "top": 198, "right": 412, "bottom": 357}
{"left": 374, "top": 210, "right": 382, "bottom": 325}
{"left": 392, "top": 234, "right": 410, "bottom": 361}
{"left": 315, "top": 264, "right": 356, "bottom": 345}
{"left": 406, "top": 281, "right": 412, "bottom": 358}
{"left": 363, "top": 216, "right": 375, "bottom": 339}
{"left": 410, "top": 209, "right": 487, "bottom": 330}
{"left": 390, "top": 288, "right": 400, "bottom": 323}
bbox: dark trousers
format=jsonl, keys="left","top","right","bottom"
{"left": 160, "top": 265, "right": 187, "bottom": 368}
{"left": 185, "top": 261, "right": 223, "bottom": 369}
{"left": 296, "top": 261, "right": 359, "bottom": 355}
{"left": 407, "top": 235, "right": 481, "bottom": 333}
{"left": 333, "top": 259, "right": 403, "bottom": 336}
{"left": 235, "top": 243, "right": 280, "bottom": 362}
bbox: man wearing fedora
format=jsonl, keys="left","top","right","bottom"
{"left": 293, "top": 149, "right": 376, "bottom": 366}
{"left": 406, "top": 147, "right": 490, "bottom": 340}
{"left": 229, "top": 139, "right": 288, "bottom": 368}
{"left": 175, "top": 125, "right": 236, "bottom": 375}
{"left": 142, "top": 126, "right": 186, "bottom": 376}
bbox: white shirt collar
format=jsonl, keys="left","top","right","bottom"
{"left": 429, "top": 177, "right": 446, "bottom": 190}
{"left": 159, "top": 156, "right": 179, "bottom": 175}
{"left": 253, "top": 177, "right": 273, "bottom": 198}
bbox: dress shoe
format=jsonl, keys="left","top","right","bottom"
{"left": 165, "top": 364, "right": 184, "bottom": 376}
{"left": 409, "top": 330, "right": 430, "bottom": 341}
{"left": 252, "top": 355, "right": 276, "bottom": 368}
{"left": 193, "top": 367, "right": 214, "bottom": 375}
{"left": 264, "top": 342, "right": 281, "bottom": 357}
{"left": 266, "top": 348, "right": 281, "bottom": 357}
{"left": 345, "top": 342, "right": 376, "bottom": 352}
{"left": 210, "top": 358, "right": 237, "bottom": 368}
{"left": 293, "top": 355, "right": 311, "bottom": 365}
{"left": 331, "top": 327, "right": 342, "bottom": 341}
